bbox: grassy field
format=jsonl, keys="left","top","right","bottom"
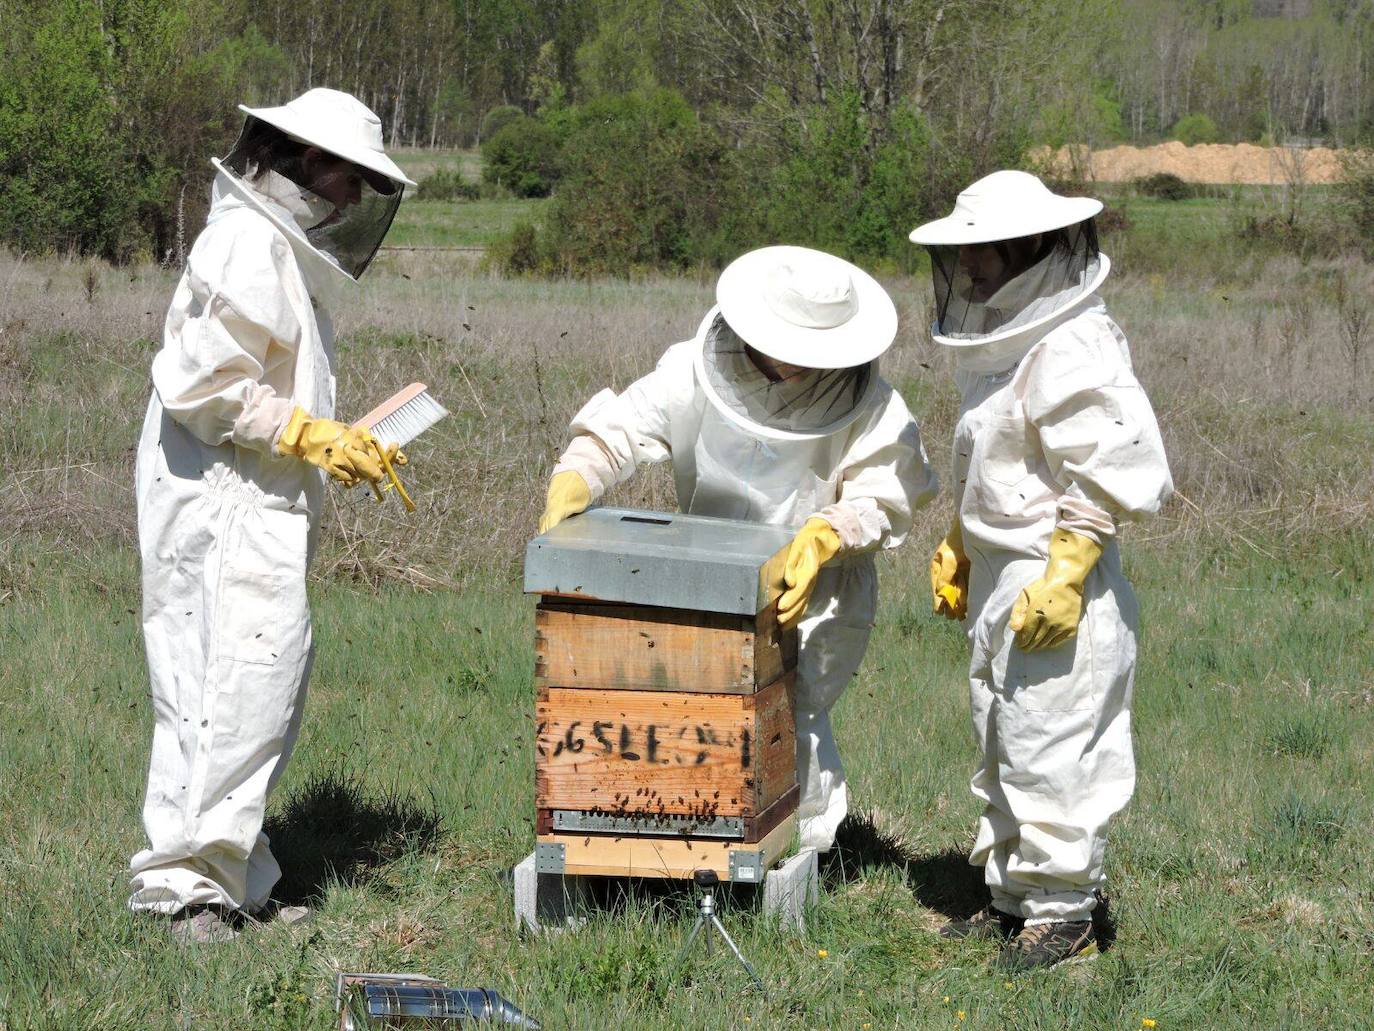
{"left": 387, "top": 197, "right": 548, "bottom": 250}
{"left": 1, "top": 233, "right": 1372, "bottom": 1030}
{"left": 382, "top": 147, "right": 545, "bottom": 251}
{"left": 391, "top": 147, "right": 484, "bottom": 183}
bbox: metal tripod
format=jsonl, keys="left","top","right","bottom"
{"left": 672, "top": 869, "right": 765, "bottom": 993}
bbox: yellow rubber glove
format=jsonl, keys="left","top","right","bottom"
{"left": 1009, "top": 528, "right": 1104, "bottom": 651}
{"left": 539, "top": 470, "right": 592, "bottom": 534}
{"left": 930, "top": 519, "right": 971, "bottom": 621}
{"left": 778, "top": 517, "right": 843, "bottom": 627}
{"left": 277, "top": 407, "right": 392, "bottom": 488}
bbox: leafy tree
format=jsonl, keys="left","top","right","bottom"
{"left": 1172, "top": 112, "right": 1220, "bottom": 145}
{"left": 575, "top": 0, "right": 668, "bottom": 97}
{"left": 482, "top": 115, "right": 563, "bottom": 198}
{"left": 524, "top": 88, "right": 740, "bottom": 273}
{"left": 0, "top": 0, "right": 132, "bottom": 259}
{"left": 749, "top": 91, "right": 931, "bottom": 268}
{"left": 0, "top": 0, "right": 289, "bottom": 261}
{"left": 480, "top": 104, "right": 525, "bottom": 141}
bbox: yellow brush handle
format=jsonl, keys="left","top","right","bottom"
{"left": 373, "top": 440, "right": 415, "bottom": 513}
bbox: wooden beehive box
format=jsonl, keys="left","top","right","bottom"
{"left": 524, "top": 508, "right": 800, "bottom": 882}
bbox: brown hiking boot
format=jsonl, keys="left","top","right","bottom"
{"left": 169, "top": 905, "right": 240, "bottom": 945}
{"left": 999, "top": 919, "right": 1097, "bottom": 970}
{"left": 939, "top": 905, "right": 1025, "bottom": 941}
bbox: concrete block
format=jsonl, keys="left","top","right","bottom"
{"left": 762, "top": 847, "right": 818, "bottom": 933}
{"left": 513, "top": 851, "right": 590, "bottom": 933}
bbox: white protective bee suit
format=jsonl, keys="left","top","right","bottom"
{"left": 129, "top": 89, "right": 412, "bottom": 914}
{"left": 552, "top": 247, "right": 938, "bottom": 850}
{"left": 912, "top": 172, "right": 1172, "bottom": 923}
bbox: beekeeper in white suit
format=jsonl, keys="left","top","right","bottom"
{"left": 129, "top": 89, "right": 414, "bottom": 943}
{"left": 538, "top": 245, "right": 938, "bottom": 851}
{"left": 910, "top": 171, "right": 1172, "bottom": 970}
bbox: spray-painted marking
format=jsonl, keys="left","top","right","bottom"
{"left": 545, "top": 721, "right": 741, "bottom": 764}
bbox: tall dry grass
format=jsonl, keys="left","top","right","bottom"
{"left": 1, "top": 249, "right": 1369, "bottom": 593}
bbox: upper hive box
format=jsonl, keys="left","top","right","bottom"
{"left": 525, "top": 508, "right": 798, "bottom": 695}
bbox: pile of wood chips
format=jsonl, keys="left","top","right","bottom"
{"left": 1031, "top": 141, "right": 1347, "bottom": 185}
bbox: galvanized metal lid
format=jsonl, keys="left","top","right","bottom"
{"left": 524, "top": 507, "right": 793, "bottom": 615}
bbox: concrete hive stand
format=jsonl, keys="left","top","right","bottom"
{"left": 514, "top": 508, "right": 820, "bottom": 933}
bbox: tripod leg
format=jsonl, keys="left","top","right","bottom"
{"left": 710, "top": 915, "right": 765, "bottom": 993}
{"left": 671, "top": 914, "right": 708, "bottom": 975}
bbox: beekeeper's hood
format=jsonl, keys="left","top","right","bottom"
{"left": 693, "top": 246, "right": 894, "bottom": 440}
{"left": 910, "top": 171, "right": 1109, "bottom": 374}
{"left": 213, "top": 88, "right": 414, "bottom": 282}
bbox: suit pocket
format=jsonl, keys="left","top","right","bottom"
{"left": 1005, "top": 632, "right": 1096, "bottom": 713}
{"left": 970, "top": 415, "right": 1058, "bottom": 522}
{"left": 976, "top": 415, "right": 1034, "bottom": 486}
{"left": 216, "top": 566, "right": 307, "bottom": 666}
{"left": 214, "top": 507, "right": 310, "bottom": 668}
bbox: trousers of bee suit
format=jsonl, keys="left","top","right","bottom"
{"left": 965, "top": 547, "right": 1138, "bottom": 923}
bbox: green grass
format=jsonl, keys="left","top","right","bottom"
{"left": 374, "top": 147, "right": 543, "bottom": 251}
{"left": 391, "top": 147, "right": 484, "bottom": 184}
{"left": 1, "top": 528, "right": 1371, "bottom": 1029}
{"left": 387, "top": 197, "right": 547, "bottom": 249}
{"left": 1097, "top": 185, "right": 1346, "bottom": 278}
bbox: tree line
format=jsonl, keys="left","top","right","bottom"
{"left": 1, "top": 0, "right": 1371, "bottom": 264}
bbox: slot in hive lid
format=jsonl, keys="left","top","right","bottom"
{"left": 524, "top": 507, "right": 793, "bottom": 615}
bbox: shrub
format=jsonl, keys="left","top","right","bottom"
{"left": 1134, "top": 172, "right": 1195, "bottom": 201}
{"left": 527, "top": 88, "right": 741, "bottom": 273}
{"left": 750, "top": 92, "right": 932, "bottom": 269}
{"left": 1337, "top": 148, "right": 1374, "bottom": 259}
{"left": 415, "top": 168, "right": 478, "bottom": 201}
{"left": 481, "top": 115, "right": 562, "bottom": 198}
{"left": 1096, "top": 204, "right": 1133, "bottom": 234}
{"left": 479, "top": 104, "right": 524, "bottom": 142}
{"left": 1172, "top": 113, "right": 1219, "bottom": 146}
{"left": 1234, "top": 213, "right": 1351, "bottom": 260}
{"left": 487, "top": 219, "right": 549, "bottom": 275}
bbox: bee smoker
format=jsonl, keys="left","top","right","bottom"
{"left": 335, "top": 973, "right": 541, "bottom": 1030}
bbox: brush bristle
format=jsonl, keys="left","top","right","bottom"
{"left": 368, "top": 390, "right": 448, "bottom": 447}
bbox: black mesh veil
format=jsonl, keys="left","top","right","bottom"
{"left": 700, "top": 313, "right": 873, "bottom": 434}
{"left": 927, "top": 220, "right": 1100, "bottom": 340}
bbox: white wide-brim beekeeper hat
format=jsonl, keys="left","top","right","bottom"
{"left": 237, "top": 87, "right": 416, "bottom": 191}
{"left": 715, "top": 245, "right": 898, "bottom": 369}
{"left": 909, "top": 170, "right": 1101, "bottom": 245}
